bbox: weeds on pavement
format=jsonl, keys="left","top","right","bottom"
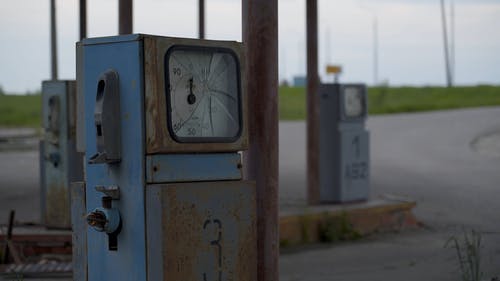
{"left": 445, "top": 229, "right": 484, "bottom": 281}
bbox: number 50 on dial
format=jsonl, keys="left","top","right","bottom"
{"left": 165, "top": 46, "right": 242, "bottom": 143}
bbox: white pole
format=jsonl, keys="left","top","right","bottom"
{"left": 450, "top": 0, "right": 455, "bottom": 85}
{"left": 373, "top": 15, "right": 378, "bottom": 86}
{"left": 440, "top": 0, "right": 452, "bottom": 87}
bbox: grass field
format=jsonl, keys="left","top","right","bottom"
{"left": 0, "top": 94, "right": 41, "bottom": 127}
{"left": 1, "top": 86, "right": 500, "bottom": 127}
{"left": 279, "top": 85, "right": 500, "bottom": 120}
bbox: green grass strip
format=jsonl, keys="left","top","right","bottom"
{"left": 1, "top": 85, "right": 500, "bottom": 127}
{"left": 279, "top": 85, "right": 500, "bottom": 120}
{"left": 0, "top": 94, "right": 41, "bottom": 127}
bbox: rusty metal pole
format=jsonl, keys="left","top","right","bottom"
{"left": 1, "top": 210, "right": 15, "bottom": 264}
{"left": 119, "top": 0, "right": 133, "bottom": 35}
{"left": 199, "top": 0, "right": 205, "bottom": 39}
{"left": 306, "top": 0, "right": 319, "bottom": 204}
{"left": 50, "top": 0, "right": 58, "bottom": 80}
{"left": 79, "top": 0, "right": 87, "bottom": 40}
{"left": 242, "top": 0, "right": 279, "bottom": 280}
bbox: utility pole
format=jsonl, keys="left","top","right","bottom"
{"left": 325, "top": 27, "right": 331, "bottom": 65}
{"left": 306, "top": 0, "right": 319, "bottom": 204}
{"left": 440, "top": 0, "right": 452, "bottom": 87}
{"left": 373, "top": 15, "right": 379, "bottom": 86}
{"left": 199, "top": 0, "right": 205, "bottom": 39}
{"left": 450, "top": 0, "right": 455, "bottom": 84}
{"left": 242, "top": 0, "right": 279, "bottom": 280}
{"left": 79, "top": 0, "right": 87, "bottom": 40}
{"left": 50, "top": 0, "right": 58, "bottom": 80}
{"left": 119, "top": 0, "right": 133, "bottom": 35}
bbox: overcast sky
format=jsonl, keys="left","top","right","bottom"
{"left": 0, "top": 0, "right": 499, "bottom": 93}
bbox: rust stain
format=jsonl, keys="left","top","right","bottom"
{"left": 235, "top": 185, "right": 257, "bottom": 281}
{"left": 156, "top": 182, "right": 256, "bottom": 281}
{"left": 45, "top": 184, "right": 70, "bottom": 228}
{"left": 163, "top": 187, "right": 202, "bottom": 281}
{"left": 144, "top": 37, "right": 165, "bottom": 153}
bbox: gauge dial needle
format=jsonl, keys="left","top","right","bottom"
{"left": 187, "top": 77, "right": 196, "bottom": 105}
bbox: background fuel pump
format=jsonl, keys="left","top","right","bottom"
{"left": 40, "top": 80, "right": 83, "bottom": 228}
{"left": 318, "top": 83, "right": 370, "bottom": 203}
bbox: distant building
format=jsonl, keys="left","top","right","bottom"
{"left": 280, "top": 79, "right": 290, "bottom": 87}
{"left": 293, "top": 76, "right": 306, "bottom": 87}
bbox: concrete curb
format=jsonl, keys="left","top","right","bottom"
{"left": 280, "top": 199, "right": 418, "bottom": 246}
{"left": 0, "top": 199, "right": 418, "bottom": 257}
{"left": 0, "top": 128, "right": 38, "bottom": 140}
{"left": 0, "top": 128, "right": 39, "bottom": 151}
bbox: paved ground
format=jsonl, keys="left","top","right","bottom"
{"left": 0, "top": 150, "right": 40, "bottom": 223}
{"left": 280, "top": 107, "right": 500, "bottom": 280}
{"left": 280, "top": 107, "right": 500, "bottom": 229}
{"left": 1, "top": 107, "right": 500, "bottom": 280}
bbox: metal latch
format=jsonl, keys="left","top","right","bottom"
{"left": 86, "top": 185, "right": 122, "bottom": 251}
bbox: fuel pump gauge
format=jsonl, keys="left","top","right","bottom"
{"left": 165, "top": 46, "right": 242, "bottom": 143}
{"left": 343, "top": 86, "right": 365, "bottom": 118}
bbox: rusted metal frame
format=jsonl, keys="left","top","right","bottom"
{"left": 50, "top": 0, "right": 58, "bottom": 80}
{"left": 242, "top": 0, "right": 279, "bottom": 280}
{"left": 0, "top": 234, "right": 71, "bottom": 243}
{"left": 199, "top": 0, "right": 205, "bottom": 39}
{"left": 0, "top": 242, "right": 71, "bottom": 262}
{"left": 144, "top": 36, "right": 248, "bottom": 154}
{"left": 80, "top": 0, "right": 87, "bottom": 40}
{"left": 306, "top": 0, "right": 320, "bottom": 204}
{"left": 119, "top": 0, "right": 133, "bottom": 35}
{"left": 0, "top": 210, "right": 15, "bottom": 263}
{"left": 1, "top": 210, "right": 22, "bottom": 264}
{"left": 1, "top": 210, "right": 15, "bottom": 263}
{"left": 5, "top": 241, "right": 22, "bottom": 264}
{"left": 2, "top": 262, "right": 72, "bottom": 277}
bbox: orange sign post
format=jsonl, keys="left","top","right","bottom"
{"left": 326, "top": 64, "right": 342, "bottom": 83}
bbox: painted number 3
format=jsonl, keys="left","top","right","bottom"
{"left": 203, "top": 219, "right": 222, "bottom": 281}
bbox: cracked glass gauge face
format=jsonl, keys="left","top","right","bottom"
{"left": 343, "top": 86, "right": 364, "bottom": 118}
{"left": 165, "top": 46, "right": 241, "bottom": 142}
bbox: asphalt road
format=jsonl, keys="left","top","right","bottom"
{"left": 1, "top": 107, "right": 500, "bottom": 280}
{"left": 0, "top": 150, "right": 40, "bottom": 223}
{"left": 280, "top": 107, "right": 500, "bottom": 281}
{"left": 280, "top": 107, "right": 500, "bottom": 230}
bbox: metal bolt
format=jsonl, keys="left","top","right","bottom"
{"left": 86, "top": 210, "right": 106, "bottom": 231}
